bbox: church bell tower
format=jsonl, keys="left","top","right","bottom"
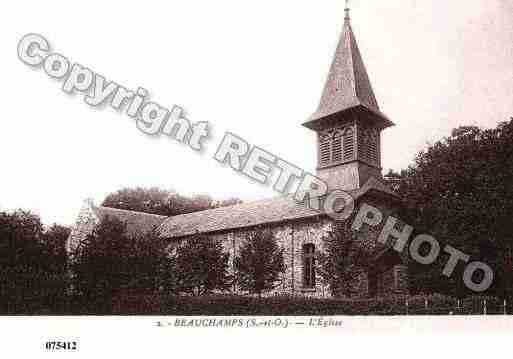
{"left": 303, "top": 6, "right": 394, "bottom": 191}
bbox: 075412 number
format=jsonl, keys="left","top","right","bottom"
{"left": 45, "top": 341, "right": 77, "bottom": 351}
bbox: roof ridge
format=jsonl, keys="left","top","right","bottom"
{"left": 157, "top": 195, "right": 287, "bottom": 222}
{"left": 349, "top": 23, "right": 379, "bottom": 111}
{"left": 96, "top": 205, "right": 169, "bottom": 218}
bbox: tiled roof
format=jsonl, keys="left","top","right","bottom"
{"left": 358, "top": 176, "right": 398, "bottom": 199}
{"left": 92, "top": 205, "right": 167, "bottom": 237}
{"left": 157, "top": 195, "right": 322, "bottom": 239}
{"left": 157, "top": 177, "right": 399, "bottom": 239}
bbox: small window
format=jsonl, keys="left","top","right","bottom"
{"left": 303, "top": 244, "right": 316, "bottom": 289}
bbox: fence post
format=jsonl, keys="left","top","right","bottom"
{"left": 483, "top": 299, "right": 487, "bottom": 315}
{"left": 457, "top": 299, "right": 460, "bottom": 315}
{"left": 424, "top": 297, "right": 428, "bottom": 313}
{"left": 406, "top": 298, "right": 409, "bottom": 315}
{"left": 504, "top": 299, "right": 507, "bottom": 315}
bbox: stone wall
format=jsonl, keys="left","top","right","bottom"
{"left": 209, "top": 217, "right": 334, "bottom": 297}
{"left": 201, "top": 206, "right": 409, "bottom": 298}
{"left": 170, "top": 196, "right": 411, "bottom": 299}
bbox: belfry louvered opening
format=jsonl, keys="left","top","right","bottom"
{"left": 357, "top": 126, "right": 380, "bottom": 166}
{"left": 366, "top": 139, "right": 378, "bottom": 163}
{"left": 332, "top": 133, "right": 342, "bottom": 162}
{"left": 343, "top": 128, "right": 355, "bottom": 161}
{"left": 319, "top": 134, "right": 331, "bottom": 166}
{"left": 318, "top": 126, "right": 355, "bottom": 167}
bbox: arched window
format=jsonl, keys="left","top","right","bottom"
{"left": 303, "top": 244, "right": 316, "bottom": 289}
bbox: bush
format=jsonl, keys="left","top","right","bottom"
{"left": 12, "top": 293, "right": 510, "bottom": 316}
{"left": 235, "top": 229, "right": 285, "bottom": 296}
{"left": 156, "top": 294, "right": 505, "bottom": 316}
{"left": 168, "top": 234, "right": 232, "bottom": 296}
{"left": 0, "top": 210, "right": 69, "bottom": 315}
{"left": 71, "top": 216, "right": 167, "bottom": 306}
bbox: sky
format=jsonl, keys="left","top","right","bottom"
{"left": 1, "top": 0, "right": 512, "bottom": 225}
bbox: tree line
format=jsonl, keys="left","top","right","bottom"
{"left": 385, "top": 118, "right": 513, "bottom": 298}
{"left": 0, "top": 207, "right": 353, "bottom": 313}
{"left": 71, "top": 217, "right": 286, "bottom": 304}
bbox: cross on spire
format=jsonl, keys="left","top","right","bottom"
{"left": 344, "top": 0, "right": 350, "bottom": 21}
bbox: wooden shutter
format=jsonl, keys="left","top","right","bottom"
{"left": 366, "top": 129, "right": 379, "bottom": 164}
{"left": 319, "top": 133, "right": 331, "bottom": 166}
{"left": 332, "top": 132, "right": 342, "bottom": 163}
{"left": 343, "top": 127, "right": 355, "bottom": 161}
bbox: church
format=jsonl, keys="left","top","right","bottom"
{"left": 67, "top": 7, "right": 409, "bottom": 298}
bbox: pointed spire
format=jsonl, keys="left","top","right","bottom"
{"left": 304, "top": 6, "right": 393, "bottom": 130}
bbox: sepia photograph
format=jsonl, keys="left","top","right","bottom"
{"left": 1, "top": 0, "right": 513, "bottom": 356}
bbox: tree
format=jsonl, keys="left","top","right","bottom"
{"left": 71, "top": 216, "right": 168, "bottom": 309}
{"left": 0, "top": 210, "right": 69, "bottom": 314}
{"left": 168, "top": 234, "right": 231, "bottom": 296}
{"left": 317, "top": 223, "right": 369, "bottom": 297}
{"left": 389, "top": 119, "right": 513, "bottom": 297}
{"left": 101, "top": 187, "right": 242, "bottom": 217}
{"left": 234, "top": 229, "right": 285, "bottom": 296}
{"left": 42, "top": 224, "right": 70, "bottom": 275}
